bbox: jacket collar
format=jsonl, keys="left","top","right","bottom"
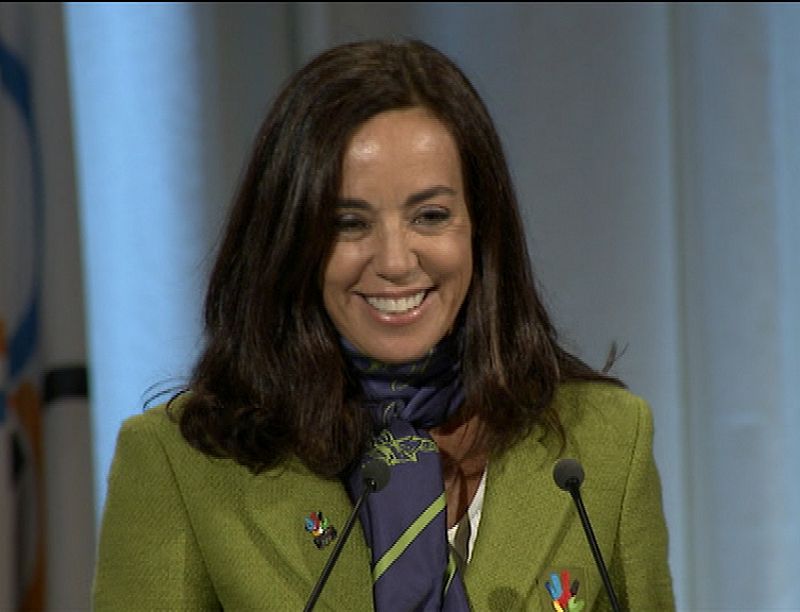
{"left": 464, "top": 427, "right": 573, "bottom": 609}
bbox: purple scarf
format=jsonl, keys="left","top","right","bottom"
{"left": 342, "top": 334, "right": 470, "bottom": 611}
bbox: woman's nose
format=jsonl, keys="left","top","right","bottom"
{"left": 372, "top": 227, "right": 418, "bottom": 281}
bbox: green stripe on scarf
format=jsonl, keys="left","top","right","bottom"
{"left": 373, "top": 492, "right": 446, "bottom": 582}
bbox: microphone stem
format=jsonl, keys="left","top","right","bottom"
{"left": 569, "top": 486, "right": 621, "bottom": 612}
{"left": 304, "top": 480, "right": 375, "bottom": 612}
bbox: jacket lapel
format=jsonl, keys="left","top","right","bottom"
{"left": 464, "top": 430, "right": 573, "bottom": 610}
{"left": 243, "top": 460, "right": 374, "bottom": 609}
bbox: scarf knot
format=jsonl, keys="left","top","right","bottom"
{"left": 340, "top": 333, "right": 464, "bottom": 431}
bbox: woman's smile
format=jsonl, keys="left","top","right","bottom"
{"left": 362, "top": 289, "right": 429, "bottom": 315}
{"left": 356, "top": 288, "right": 434, "bottom": 328}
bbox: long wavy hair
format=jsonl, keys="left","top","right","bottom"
{"left": 175, "top": 39, "right": 621, "bottom": 477}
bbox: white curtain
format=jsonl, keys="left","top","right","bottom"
{"left": 63, "top": 3, "right": 800, "bottom": 609}
{"left": 673, "top": 4, "right": 800, "bottom": 608}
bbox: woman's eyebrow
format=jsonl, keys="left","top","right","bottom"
{"left": 405, "top": 185, "right": 456, "bottom": 207}
{"left": 336, "top": 185, "right": 456, "bottom": 210}
{"left": 335, "top": 198, "right": 371, "bottom": 210}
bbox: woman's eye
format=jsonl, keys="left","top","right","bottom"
{"left": 334, "top": 214, "right": 369, "bottom": 233}
{"left": 413, "top": 208, "right": 451, "bottom": 226}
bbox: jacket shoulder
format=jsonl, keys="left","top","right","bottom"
{"left": 552, "top": 381, "right": 653, "bottom": 451}
{"left": 117, "top": 395, "right": 187, "bottom": 446}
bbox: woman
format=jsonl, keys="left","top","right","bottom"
{"left": 94, "top": 39, "right": 674, "bottom": 611}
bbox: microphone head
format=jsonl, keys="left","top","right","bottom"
{"left": 553, "top": 458, "right": 585, "bottom": 491}
{"left": 362, "top": 459, "right": 390, "bottom": 492}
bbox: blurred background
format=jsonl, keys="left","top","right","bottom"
{"left": 1, "top": 2, "right": 798, "bottom": 610}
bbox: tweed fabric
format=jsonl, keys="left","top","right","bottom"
{"left": 93, "top": 382, "right": 675, "bottom": 611}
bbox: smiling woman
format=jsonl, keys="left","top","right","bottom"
{"left": 93, "top": 39, "right": 675, "bottom": 611}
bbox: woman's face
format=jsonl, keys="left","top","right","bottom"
{"left": 323, "top": 107, "right": 473, "bottom": 363}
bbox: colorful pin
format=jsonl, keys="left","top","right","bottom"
{"left": 304, "top": 511, "right": 337, "bottom": 549}
{"left": 545, "top": 570, "right": 585, "bottom": 611}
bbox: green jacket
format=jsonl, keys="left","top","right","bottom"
{"left": 94, "top": 382, "right": 674, "bottom": 611}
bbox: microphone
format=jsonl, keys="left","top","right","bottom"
{"left": 303, "top": 459, "right": 390, "bottom": 612}
{"left": 553, "top": 458, "right": 621, "bottom": 612}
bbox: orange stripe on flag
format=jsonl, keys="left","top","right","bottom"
{"left": 10, "top": 381, "right": 46, "bottom": 611}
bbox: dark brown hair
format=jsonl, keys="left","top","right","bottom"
{"left": 176, "top": 39, "right": 620, "bottom": 476}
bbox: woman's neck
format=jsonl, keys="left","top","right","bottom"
{"left": 430, "top": 414, "right": 488, "bottom": 528}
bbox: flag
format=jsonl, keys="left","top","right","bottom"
{"left": 0, "top": 13, "right": 47, "bottom": 610}
{"left": 2, "top": 4, "right": 94, "bottom": 609}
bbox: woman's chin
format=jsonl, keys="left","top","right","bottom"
{"left": 356, "top": 338, "right": 437, "bottom": 364}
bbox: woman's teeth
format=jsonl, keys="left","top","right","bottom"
{"left": 366, "top": 290, "right": 426, "bottom": 314}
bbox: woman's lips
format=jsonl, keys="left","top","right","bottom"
{"left": 365, "top": 289, "right": 427, "bottom": 314}
{"left": 359, "top": 288, "right": 434, "bottom": 324}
